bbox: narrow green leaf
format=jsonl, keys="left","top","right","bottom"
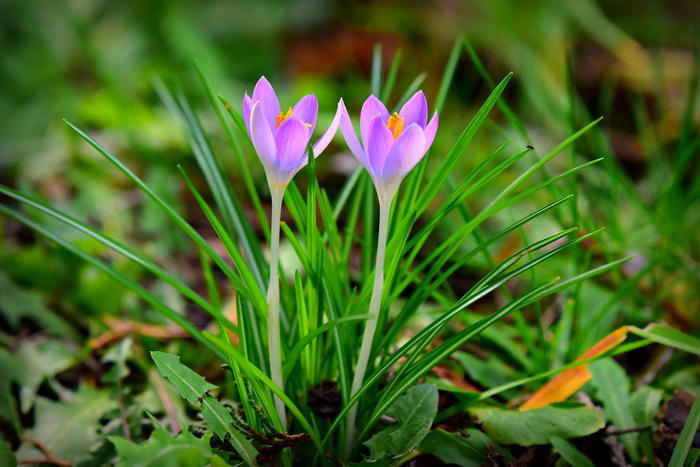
{"left": 630, "top": 325, "right": 700, "bottom": 357}
{"left": 669, "top": 394, "right": 700, "bottom": 467}
{"left": 178, "top": 166, "right": 267, "bottom": 315}
{"left": 0, "top": 205, "right": 224, "bottom": 359}
{"left": 550, "top": 436, "right": 595, "bottom": 467}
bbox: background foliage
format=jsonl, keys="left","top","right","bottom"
{"left": 1, "top": 0, "right": 699, "bottom": 465}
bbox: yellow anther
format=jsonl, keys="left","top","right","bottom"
{"left": 276, "top": 107, "right": 312, "bottom": 128}
{"left": 387, "top": 112, "right": 404, "bottom": 140}
{"left": 276, "top": 107, "right": 293, "bottom": 128}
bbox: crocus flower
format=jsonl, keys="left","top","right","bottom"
{"left": 339, "top": 91, "right": 438, "bottom": 202}
{"left": 243, "top": 76, "right": 339, "bottom": 193}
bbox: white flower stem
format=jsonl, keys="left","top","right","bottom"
{"left": 267, "top": 188, "right": 287, "bottom": 429}
{"left": 344, "top": 194, "right": 391, "bottom": 457}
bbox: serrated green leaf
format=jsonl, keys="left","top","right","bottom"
{"left": 419, "top": 428, "right": 513, "bottom": 467}
{"left": 151, "top": 352, "right": 217, "bottom": 405}
{"left": 15, "top": 385, "right": 118, "bottom": 464}
{"left": 365, "top": 419, "right": 431, "bottom": 460}
{"left": 468, "top": 405, "right": 605, "bottom": 446}
{"left": 385, "top": 384, "right": 438, "bottom": 424}
{"left": 363, "top": 385, "right": 437, "bottom": 461}
{"left": 110, "top": 427, "right": 213, "bottom": 467}
{"left": 550, "top": 436, "right": 595, "bottom": 467}
{"left": 200, "top": 395, "right": 258, "bottom": 466}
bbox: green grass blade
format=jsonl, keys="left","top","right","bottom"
{"left": 63, "top": 120, "right": 246, "bottom": 301}
{"left": 197, "top": 67, "right": 270, "bottom": 240}
{"left": 155, "top": 81, "right": 266, "bottom": 289}
{"left": 205, "top": 332, "right": 322, "bottom": 450}
{"left": 177, "top": 166, "right": 267, "bottom": 316}
{"left": 669, "top": 393, "right": 700, "bottom": 467}
{"left": 0, "top": 205, "right": 225, "bottom": 360}
{"left": 0, "top": 184, "right": 234, "bottom": 331}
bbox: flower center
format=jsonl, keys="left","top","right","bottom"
{"left": 276, "top": 107, "right": 313, "bottom": 129}
{"left": 387, "top": 112, "right": 404, "bottom": 140}
{"left": 276, "top": 107, "right": 293, "bottom": 128}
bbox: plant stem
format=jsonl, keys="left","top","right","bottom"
{"left": 344, "top": 195, "right": 390, "bottom": 457}
{"left": 268, "top": 188, "right": 287, "bottom": 428}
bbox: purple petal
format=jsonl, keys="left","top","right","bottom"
{"left": 399, "top": 91, "right": 428, "bottom": 129}
{"left": 360, "top": 95, "right": 390, "bottom": 149}
{"left": 250, "top": 101, "right": 278, "bottom": 169}
{"left": 423, "top": 111, "right": 439, "bottom": 150}
{"left": 366, "top": 115, "right": 394, "bottom": 177}
{"left": 338, "top": 99, "right": 371, "bottom": 173}
{"left": 292, "top": 94, "right": 318, "bottom": 134}
{"left": 251, "top": 76, "right": 281, "bottom": 132}
{"left": 274, "top": 118, "right": 311, "bottom": 173}
{"left": 311, "top": 101, "right": 341, "bottom": 158}
{"left": 382, "top": 123, "right": 427, "bottom": 189}
{"left": 243, "top": 93, "right": 254, "bottom": 139}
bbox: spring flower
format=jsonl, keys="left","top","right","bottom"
{"left": 339, "top": 91, "right": 437, "bottom": 455}
{"left": 243, "top": 76, "right": 339, "bottom": 193}
{"left": 339, "top": 91, "right": 438, "bottom": 202}
{"left": 242, "top": 76, "right": 340, "bottom": 429}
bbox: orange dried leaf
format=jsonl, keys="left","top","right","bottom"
{"left": 519, "top": 326, "right": 630, "bottom": 411}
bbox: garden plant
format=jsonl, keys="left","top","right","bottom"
{"left": 1, "top": 13, "right": 700, "bottom": 466}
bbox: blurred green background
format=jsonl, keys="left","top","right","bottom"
{"left": 1, "top": 0, "right": 698, "bottom": 332}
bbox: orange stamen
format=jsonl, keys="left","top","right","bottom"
{"left": 387, "top": 112, "right": 404, "bottom": 140}
{"left": 276, "top": 107, "right": 313, "bottom": 128}
{"left": 276, "top": 107, "right": 293, "bottom": 128}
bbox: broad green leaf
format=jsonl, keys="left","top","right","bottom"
{"left": 151, "top": 351, "right": 217, "bottom": 405}
{"left": 550, "top": 436, "right": 595, "bottom": 467}
{"left": 15, "top": 338, "right": 76, "bottom": 413}
{"left": 589, "top": 358, "right": 639, "bottom": 461}
{"left": 385, "top": 383, "right": 438, "bottom": 424}
{"left": 15, "top": 385, "right": 118, "bottom": 464}
{"left": 630, "top": 385, "right": 663, "bottom": 426}
{"left": 468, "top": 405, "right": 605, "bottom": 446}
{"left": 0, "top": 440, "right": 17, "bottom": 467}
{"left": 419, "top": 428, "right": 512, "bottom": 467}
{"left": 0, "top": 273, "right": 77, "bottom": 339}
{"left": 200, "top": 395, "right": 258, "bottom": 466}
{"left": 110, "top": 427, "right": 213, "bottom": 467}
{"left": 364, "top": 419, "right": 431, "bottom": 461}
{"left": 0, "top": 348, "right": 24, "bottom": 430}
{"left": 363, "top": 384, "right": 438, "bottom": 461}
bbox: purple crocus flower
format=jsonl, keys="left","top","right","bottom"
{"left": 339, "top": 91, "right": 438, "bottom": 201}
{"left": 243, "top": 77, "right": 339, "bottom": 192}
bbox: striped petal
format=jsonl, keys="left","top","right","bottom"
{"left": 338, "top": 99, "right": 371, "bottom": 174}
{"left": 382, "top": 123, "right": 427, "bottom": 193}
{"left": 399, "top": 91, "right": 428, "bottom": 129}
{"left": 366, "top": 115, "right": 394, "bottom": 177}
{"left": 274, "top": 117, "right": 311, "bottom": 175}
{"left": 292, "top": 94, "right": 318, "bottom": 134}
{"left": 251, "top": 76, "right": 281, "bottom": 132}
{"left": 360, "top": 95, "right": 390, "bottom": 149}
{"left": 250, "top": 101, "right": 278, "bottom": 170}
